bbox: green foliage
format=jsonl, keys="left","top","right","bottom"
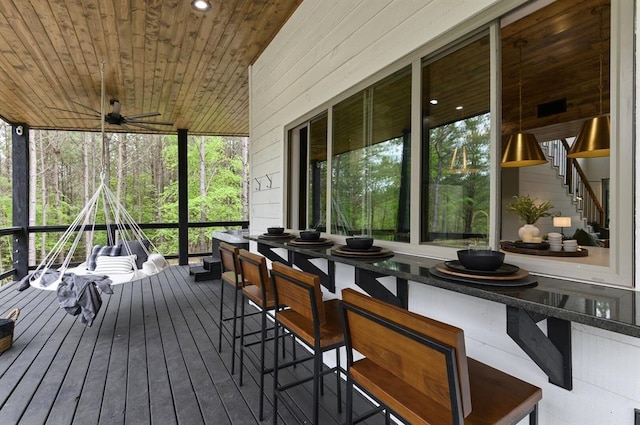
{"left": 427, "top": 114, "right": 491, "bottom": 237}
{"left": 505, "top": 195, "right": 555, "bottom": 224}
{"left": 0, "top": 122, "right": 249, "bottom": 269}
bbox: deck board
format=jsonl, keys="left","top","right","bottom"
{"left": 0, "top": 266, "right": 384, "bottom": 425}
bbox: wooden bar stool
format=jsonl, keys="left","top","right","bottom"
{"left": 340, "top": 288, "right": 542, "bottom": 425}
{"left": 217, "top": 241, "right": 259, "bottom": 373}
{"left": 270, "top": 261, "right": 345, "bottom": 425}
{"left": 237, "top": 249, "right": 293, "bottom": 421}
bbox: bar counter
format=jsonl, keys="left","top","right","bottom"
{"left": 247, "top": 234, "right": 640, "bottom": 391}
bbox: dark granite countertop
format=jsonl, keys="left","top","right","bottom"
{"left": 248, "top": 235, "right": 640, "bottom": 338}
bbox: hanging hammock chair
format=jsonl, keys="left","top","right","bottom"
{"left": 29, "top": 177, "right": 168, "bottom": 291}
{"left": 28, "top": 63, "right": 168, "bottom": 291}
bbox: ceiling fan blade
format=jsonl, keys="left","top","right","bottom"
{"left": 56, "top": 117, "right": 102, "bottom": 121}
{"left": 48, "top": 106, "right": 100, "bottom": 118}
{"left": 126, "top": 122, "right": 173, "bottom": 132}
{"left": 69, "top": 100, "right": 101, "bottom": 115}
{"left": 126, "top": 119, "right": 174, "bottom": 126}
{"left": 125, "top": 112, "right": 161, "bottom": 120}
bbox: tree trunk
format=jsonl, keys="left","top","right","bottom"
{"left": 52, "top": 135, "right": 62, "bottom": 262}
{"left": 84, "top": 132, "right": 92, "bottom": 256}
{"left": 199, "top": 135, "right": 206, "bottom": 248}
{"left": 28, "top": 130, "right": 37, "bottom": 266}
{"left": 39, "top": 132, "right": 47, "bottom": 259}
{"left": 242, "top": 136, "right": 249, "bottom": 221}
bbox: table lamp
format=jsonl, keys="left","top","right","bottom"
{"left": 553, "top": 216, "right": 571, "bottom": 239}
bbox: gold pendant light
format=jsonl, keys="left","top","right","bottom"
{"left": 568, "top": 5, "right": 610, "bottom": 158}
{"left": 502, "top": 39, "right": 546, "bottom": 168}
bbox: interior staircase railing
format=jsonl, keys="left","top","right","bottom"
{"left": 543, "top": 139, "right": 605, "bottom": 227}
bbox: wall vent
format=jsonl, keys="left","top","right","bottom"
{"left": 537, "top": 98, "right": 567, "bottom": 118}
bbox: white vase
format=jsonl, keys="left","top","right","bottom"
{"left": 518, "top": 223, "right": 540, "bottom": 240}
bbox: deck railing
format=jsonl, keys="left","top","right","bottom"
{"left": 0, "top": 220, "right": 249, "bottom": 283}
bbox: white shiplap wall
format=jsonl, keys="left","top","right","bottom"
{"left": 249, "top": 0, "right": 640, "bottom": 423}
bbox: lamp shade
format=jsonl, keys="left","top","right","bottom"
{"left": 553, "top": 216, "right": 571, "bottom": 228}
{"left": 567, "top": 115, "right": 610, "bottom": 158}
{"left": 501, "top": 132, "right": 547, "bottom": 167}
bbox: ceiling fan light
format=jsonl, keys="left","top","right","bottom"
{"left": 501, "top": 132, "right": 547, "bottom": 167}
{"left": 567, "top": 115, "right": 610, "bottom": 158}
{"left": 191, "top": 0, "right": 212, "bottom": 12}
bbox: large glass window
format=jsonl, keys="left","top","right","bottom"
{"left": 331, "top": 66, "right": 411, "bottom": 241}
{"left": 421, "top": 35, "right": 491, "bottom": 247}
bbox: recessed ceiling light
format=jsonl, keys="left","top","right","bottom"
{"left": 191, "top": 0, "right": 212, "bottom": 12}
{"left": 455, "top": 105, "right": 463, "bottom": 110}
{"left": 430, "top": 99, "right": 438, "bottom": 105}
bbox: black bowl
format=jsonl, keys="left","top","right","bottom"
{"left": 299, "top": 230, "right": 321, "bottom": 241}
{"left": 267, "top": 227, "right": 285, "bottom": 235}
{"left": 457, "top": 249, "right": 505, "bottom": 271}
{"left": 345, "top": 237, "right": 374, "bottom": 250}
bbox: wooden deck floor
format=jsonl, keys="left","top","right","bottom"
{"left": 0, "top": 266, "right": 384, "bottom": 425}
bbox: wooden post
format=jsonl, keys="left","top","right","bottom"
{"left": 12, "top": 124, "right": 29, "bottom": 279}
{"left": 178, "top": 129, "right": 188, "bottom": 265}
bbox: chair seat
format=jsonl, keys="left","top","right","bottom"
{"left": 350, "top": 357, "right": 542, "bottom": 425}
{"left": 465, "top": 358, "right": 542, "bottom": 425}
{"left": 242, "top": 283, "right": 276, "bottom": 309}
{"left": 276, "top": 298, "right": 344, "bottom": 349}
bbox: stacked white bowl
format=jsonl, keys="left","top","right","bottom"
{"left": 547, "top": 232, "right": 563, "bottom": 251}
{"left": 562, "top": 239, "right": 578, "bottom": 252}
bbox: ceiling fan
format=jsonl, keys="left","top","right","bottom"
{"left": 51, "top": 98, "right": 174, "bottom": 133}
{"left": 102, "top": 99, "right": 174, "bottom": 131}
{"left": 50, "top": 63, "right": 174, "bottom": 132}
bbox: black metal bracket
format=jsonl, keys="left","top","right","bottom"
{"left": 354, "top": 268, "right": 408, "bottom": 309}
{"left": 635, "top": 408, "right": 640, "bottom": 425}
{"left": 506, "top": 306, "right": 573, "bottom": 390}
{"left": 290, "top": 251, "right": 335, "bottom": 292}
{"left": 257, "top": 242, "right": 290, "bottom": 266}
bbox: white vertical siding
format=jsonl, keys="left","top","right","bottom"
{"left": 249, "top": 0, "right": 640, "bottom": 423}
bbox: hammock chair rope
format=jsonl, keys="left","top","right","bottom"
{"left": 30, "top": 62, "right": 166, "bottom": 291}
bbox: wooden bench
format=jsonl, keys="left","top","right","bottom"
{"left": 340, "top": 288, "right": 542, "bottom": 424}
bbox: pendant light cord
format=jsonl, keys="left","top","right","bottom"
{"left": 514, "top": 39, "right": 527, "bottom": 132}
{"left": 595, "top": 6, "right": 605, "bottom": 115}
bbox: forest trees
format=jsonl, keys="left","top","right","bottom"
{"left": 0, "top": 120, "right": 249, "bottom": 273}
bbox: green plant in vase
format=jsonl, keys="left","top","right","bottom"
{"left": 506, "top": 195, "right": 555, "bottom": 240}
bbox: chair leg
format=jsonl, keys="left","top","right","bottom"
{"left": 239, "top": 292, "right": 246, "bottom": 386}
{"left": 272, "top": 319, "right": 280, "bottom": 425}
{"left": 346, "top": 375, "right": 354, "bottom": 425}
{"left": 529, "top": 404, "right": 538, "bottom": 425}
{"left": 291, "top": 333, "right": 297, "bottom": 367}
{"left": 259, "top": 309, "right": 267, "bottom": 421}
{"left": 336, "top": 347, "right": 342, "bottom": 414}
{"left": 313, "top": 348, "right": 320, "bottom": 424}
{"left": 217, "top": 281, "right": 225, "bottom": 352}
{"left": 231, "top": 285, "right": 239, "bottom": 374}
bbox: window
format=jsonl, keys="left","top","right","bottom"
{"left": 421, "top": 35, "right": 491, "bottom": 247}
{"left": 331, "top": 66, "right": 412, "bottom": 241}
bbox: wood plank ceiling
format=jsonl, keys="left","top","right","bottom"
{"left": 0, "top": 0, "right": 302, "bottom": 135}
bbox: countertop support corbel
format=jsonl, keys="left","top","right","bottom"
{"left": 507, "top": 306, "right": 573, "bottom": 390}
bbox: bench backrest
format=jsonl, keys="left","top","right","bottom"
{"left": 218, "top": 242, "right": 241, "bottom": 284}
{"left": 271, "top": 261, "right": 325, "bottom": 326}
{"left": 340, "top": 288, "right": 472, "bottom": 420}
{"left": 238, "top": 249, "right": 271, "bottom": 293}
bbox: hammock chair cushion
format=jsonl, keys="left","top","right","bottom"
{"left": 118, "top": 240, "right": 150, "bottom": 269}
{"left": 94, "top": 255, "right": 137, "bottom": 274}
{"left": 87, "top": 244, "right": 121, "bottom": 270}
